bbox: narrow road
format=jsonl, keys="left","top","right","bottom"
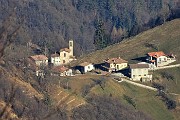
{"left": 114, "top": 77, "right": 158, "bottom": 91}
{"left": 151, "top": 64, "right": 180, "bottom": 70}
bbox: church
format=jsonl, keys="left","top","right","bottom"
{"left": 51, "top": 40, "right": 75, "bottom": 66}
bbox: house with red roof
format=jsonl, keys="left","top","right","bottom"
{"left": 103, "top": 57, "right": 128, "bottom": 72}
{"left": 147, "top": 51, "right": 176, "bottom": 67}
{"left": 29, "top": 55, "right": 48, "bottom": 66}
{"left": 51, "top": 66, "right": 73, "bottom": 76}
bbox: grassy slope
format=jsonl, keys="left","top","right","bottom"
{"left": 74, "top": 19, "right": 180, "bottom": 64}
{"left": 90, "top": 79, "right": 175, "bottom": 120}
{"left": 69, "top": 19, "right": 180, "bottom": 120}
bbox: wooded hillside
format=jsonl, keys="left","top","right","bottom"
{"left": 0, "top": 0, "right": 179, "bottom": 55}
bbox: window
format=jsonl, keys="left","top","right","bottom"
{"left": 117, "top": 65, "right": 119, "bottom": 69}
{"left": 64, "top": 53, "right": 66, "bottom": 57}
{"left": 88, "top": 66, "right": 90, "bottom": 69}
{"left": 63, "top": 60, "right": 65, "bottom": 63}
{"left": 69, "top": 42, "right": 72, "bottom": 47}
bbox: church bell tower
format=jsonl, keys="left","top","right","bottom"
{"left": 69, "top": 40, "right": 73, "bottom": 56}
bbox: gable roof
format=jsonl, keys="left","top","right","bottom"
{"left": 105, "top": 57, "right": 127, "bottom": 64}
{"left": 129, "top": 64, "right": 149, "bottom": 69}
{"left": 60, "top": 48, "right": 71, "bottom": 53}
{"left": 79, "top": 62, "right": 92, "bottom": 67}
{"left": 52, "top": 66, "right": 69, "bottom": 73}
{"left": 51, "top": 53, "right": 59, "bottom": 58}
{"left": 30, "top": 55, "right": 48, "bottom": 61}
{"left": 147, "top": 51, "right": 166, "bottom": 58}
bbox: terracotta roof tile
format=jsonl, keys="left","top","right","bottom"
{"left": 60, "top": 48, "right": 71, "bottom": 53}
{"left": 105, "top": 57, "right": 127, "bottom": 64}
{"left": 52, "top": 66, "right": 69, "bottom": 73}
{"left": 30, "top": 55, "right": 48, "bottom": 61}
{"left": 148, "top": 51, "right": 166, "bottom": 58}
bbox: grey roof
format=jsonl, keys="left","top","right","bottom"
{"left": 129, "top": 64, "right": 149, "bottom": 69}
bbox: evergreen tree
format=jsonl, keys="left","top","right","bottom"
{"left": 94, "top": 19, "right": 110, "bottom": 50}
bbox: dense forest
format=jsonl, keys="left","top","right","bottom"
{"left": 0, "top": 0, "right": 179, "bottom": 54}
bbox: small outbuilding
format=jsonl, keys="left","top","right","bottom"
{"left": 78, "top": 62, "right": 94, "bottom": 74}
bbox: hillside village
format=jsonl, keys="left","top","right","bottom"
{"left": 28, "top": 39, "right": 178, "bottom": 83}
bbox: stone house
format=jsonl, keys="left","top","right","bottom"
{"left": 51, "top": 53, "right": 61, "bottom": 66}
{"left": 104, "top": 57, "right": 128, "bottom": 72}
{"left": 78, "top": 62, "right": 94, "bottom": 73}
{"left": 147, "top": 51, "right": 176, "bottom": 67}
{"left": 51, "top": 66, "right": 73, "bottom": 76}
{"left": 129, "top": 64, "right": 152, "bottom": 82}
{"left": 29, "top": 55, "right": 48, "bottom": 66}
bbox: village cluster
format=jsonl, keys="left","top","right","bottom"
{"left": 28, "top": 40, "right": 176, "bottom": 82}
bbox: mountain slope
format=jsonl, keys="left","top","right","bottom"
{"left": 0, "top": 0, "right": 179, "bottom": 54}
{"left": 75, "top": 19, "right": 180, "bottom": 64}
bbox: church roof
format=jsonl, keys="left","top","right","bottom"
{"left": 60, "top": 48, "right": 71, "bottom": 53}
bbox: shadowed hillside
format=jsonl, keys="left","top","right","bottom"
{"left": 0, "top": 0, "right": 179, "bottom": 55}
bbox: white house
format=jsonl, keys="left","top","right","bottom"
{"left": 79, "top": 62, "right": 94, "bottom": 73}
{"left": 147, "top": 51, "right": 176, "bottom": 67}
{"left": 104, "top": 57, "right": 128, "bottom": 72}
{"left": 129, "top": 64, "right": 152, "bottom": 82}
{"left": 51, "top": 53, "right": 61, "bottom": 66}
{"left": 29, "top": 55, "right": 48, "bottom": 66}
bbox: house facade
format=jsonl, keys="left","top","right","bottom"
{"left": 51, "top": 53, "right": 61, "bottom": 66}
{"left": 104, "top": 57, "right": 128, "bottom": 72}
{"left": 29, "top": 55, "right": 48, "bottom": 66}
{"left": 147, "top": 51, "right": 176, "bottom": 67}
{"left": 79, "top": 62, "right": 94, "bottom": 73}
{"left": 129, "top": 64, "right": 152, "bottom": 82}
